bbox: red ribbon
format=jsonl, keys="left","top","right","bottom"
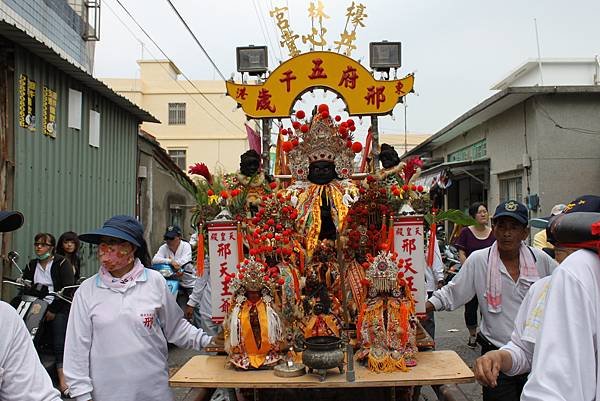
{"left": 196, "top": 224, "right": 204, "bottom": 277}
{"left": 426, "top": 222, "right": 437, "bottom": 268}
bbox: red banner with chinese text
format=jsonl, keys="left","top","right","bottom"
{"left": 207, "top": 221, "right": 240, "bottom": 323}
{"left": 393, "top": 215, "right": 426, "bottom": 314}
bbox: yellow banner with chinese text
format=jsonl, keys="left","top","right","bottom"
{"left": 226, "top": 51, "right": 414, "bottom": 119}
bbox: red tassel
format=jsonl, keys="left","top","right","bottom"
{"left": 426, "top": 222, "right": 436, "bottom": 268}
{"left": 387, "top": 222, "right": 395, "bottom": 253}
{"left": 380, "top": 215, "right": 387, "bottom": 244}
{"left": 196, "top": 224, "right": 205, "bottom": 277}
{"left": 237, "top": 222, "right": 244, "bottom": 263}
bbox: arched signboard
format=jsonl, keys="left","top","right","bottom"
{"left": 226, "top": 51, "right": 414, "bottom": 119}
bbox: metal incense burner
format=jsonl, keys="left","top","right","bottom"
{"left": 294, "top": 335, "right": 345, "bottom": 381}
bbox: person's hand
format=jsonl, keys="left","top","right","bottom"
{"left": 171, "top": 260, "right": 181, "bottom": 269}
{"left": 45, "top": 311, "right": 56, "bottom": 321}
{"left": 185, "top": 305, "right": 194, "bottom": 321}
{"left": 436, "top": 280, "right": 444, "bottom": 290}
{"left": 474, "top": 350, "right": 504, "bottom": 388}
{"left": 425, "top": 301, "right": 435, "bottom": 314}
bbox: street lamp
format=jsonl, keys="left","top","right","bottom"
{"left": 369, "top": 41, "right": 402, "bottom": 72}
{"left": 236, "top": 45, "right": 268, "bottom": 75}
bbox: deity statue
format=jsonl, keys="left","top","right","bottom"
{"left": 224, "top": 149, "right": 276, "bottom": 216}
{"left": 356, "top": 251, "right": 418, "bottom": 372}
{"left": 300, "top": 242, "right": 343, "bottom": 338}
{"left": 224, "top": 257, "right": 284, "bottom": 370}
{"left": 283, "top": 105, "right": 360, "bottom": 259}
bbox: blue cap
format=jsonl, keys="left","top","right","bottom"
{"left": 79, "top": 215, "right": 145, "bottom": 248}
{"left": 492, "top": 200, "right": 529, "bottom": 225}
{"left": 563, "top": 195, "right": 600, "bottom": 214}
{"left": 0, "top": 211, "right": 23, "bottom": 232}
{"left": 164, "top": 225, "right": 182, "bottom": 240}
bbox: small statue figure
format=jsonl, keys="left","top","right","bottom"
{"left": 225, "top": 149, "right": 276, "bottom": 216}
{"left": 224, "top": 258, "right": 284, "bottom": 370}
{"left": 356, "top": 251, "right": 418, "bottom": 372}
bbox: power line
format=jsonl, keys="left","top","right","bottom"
{"left": 104, "top": 0, "right": 235, "bottom": 133}
{"left": 112, "top": 0, "right": 245, "bottom": 134}
{"left": 254, "top": 0, "right": 283, "bottom": 63}
{"left": 250, "top": 0, "right": 277, "bottom": 66}
{"left": 163, "top": 0, "right": 226, "bottom": 81}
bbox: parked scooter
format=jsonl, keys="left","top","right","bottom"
{"left": 442, "top": 244, "right": 462, "bottom": 285}
{"left": 150, "top": 263, "right": 180, "bottom": 296}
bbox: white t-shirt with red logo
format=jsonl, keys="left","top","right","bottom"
{"left": 63, "top": 266, "right": 211, "bottom": 401}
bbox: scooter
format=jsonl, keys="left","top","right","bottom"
{"left": 150, "top": 263, "right": 180, "bottom": 296}
{"left": 3, "top": 251, "right": 79, "bottom": 378}
{"left": 442, "top": 244, "right": 462, "bottom": 285}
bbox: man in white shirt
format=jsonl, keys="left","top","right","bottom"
{"left": 425, "top": 200, "right": 557, "bottom": 401}
{"left": 0, "top": 210, "right": 62, "bottom": 401}
{"left": 421, "top": 235, "right": 445, "bottom": 339}
{"left": 519, "top": 196, "right": 600, "bottom": 401}
{"left": 152, "top": 225, "right": 195, "bottom": 309}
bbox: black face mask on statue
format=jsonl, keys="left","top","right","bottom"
{"left": 307, "top": 161, "right": 338, "bottom": 185}
{"left": 379, "top": 144, "right": 400, "bottom": 169}
{"left": 239, "top": 150, "right": 261, "bottom": 177}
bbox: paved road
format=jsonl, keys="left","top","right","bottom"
{"left": 169, "top": 307, "right": 483, "bottom": 401}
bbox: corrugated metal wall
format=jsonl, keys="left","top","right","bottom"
{"left": 11, "top": 46, "right": 138, "bottom": 277}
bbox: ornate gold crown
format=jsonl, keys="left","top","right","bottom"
{"left": 365, "top": 251, "right": 404, "bottom": 294}
{"left": 230, "top": 257, "right": 276, "bottom": 294}
{"left": 287, "top": 111, "right": 356, "bottom": 181}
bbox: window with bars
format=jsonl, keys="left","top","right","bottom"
{"left": 499, "top": 176, "right": 522, "bottom": 203}
{"left": 168, "top": 149, "right": 187, "bottom": 171}
{"left": 168, "top": 103, "right": 186, "bottom": 125}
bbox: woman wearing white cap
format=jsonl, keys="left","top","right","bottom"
{"left": 63, "top": 215, "right": 213, "bottom": 401}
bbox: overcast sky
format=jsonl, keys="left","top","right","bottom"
{"left": 95, "top": 0, "right": 600, "bottom": 136}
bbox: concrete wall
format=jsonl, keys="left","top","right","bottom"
{"left": 428, "top": 92, "right": 600, "bottom": 216}
{"left": 137, "top": 139, "right": 196, "bottom": 255}
{"left": 0, "top": 0, "right": 94, "bottom": 71}
{"left": 533, "top": 94, "right": 600, "bottom": 214}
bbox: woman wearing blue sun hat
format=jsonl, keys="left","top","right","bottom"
{"left": 63, "top": 215, "right": 213, "bottom": 401}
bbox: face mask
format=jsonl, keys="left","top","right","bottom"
{"left": 98, "top": 242, "right": 135, "bottom": 271}
{"left": 38, "top": 251, "right": 52, "bottom": 261}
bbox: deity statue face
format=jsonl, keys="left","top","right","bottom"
{"left": 308, "top": 160, "right": 337, "bottom": 185}
{"left": 246, "top": 289, "right": 261, "bottom": 303}
{"left": 240, "top": 150, "right": 261, "bottom": 177}
{"left": 379, "top": 144, "right": 400, "bottom": 169}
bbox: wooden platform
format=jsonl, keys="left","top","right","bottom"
{"left": 169, "top": 351, "right": 474, "bottom": 388}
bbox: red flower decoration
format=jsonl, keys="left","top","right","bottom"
{"left": 321, "top": 110, "right": 329, "bottom": 119}
{"left": 318, "top": 104, "right": 329, "bottom": 113}
{"left": 295, "top": 110, "right": 306, "bottom": 119}
{"left": 269, "top": 181, "right": 277, "bottom": 189}
{"left": 292, "top": 121, "right": 301, "bottom": 129}
{"left": 231, "top": 189, "right": 241, "bottom": 197}
{"left": 282, "top": 141, "right": 293, "bottom": 152}
{"left": 335, "top": 115, "right": 341, "bottom": 122}
{"left": 351, "top": 142, "right": 363, "bottom": 153}
{"left": 207, "top": 189, "right": 214, "bottom": 196}
{"left": 220, "top": 190, "right": 229, "bottom": 199}
{"left": 592, "top": 221, "right": 600, "bottom": 236}
{"left": 291, "top": 138, "right": 299, "bottom": 147}
{"left": 188, "top": 163, "right": 212, "bottom": 184}
{"left": 300, "top": 124, "right": 309, "bottom": 133}
{"left": 417, "top": 185, "right": 424, "bottom": 192}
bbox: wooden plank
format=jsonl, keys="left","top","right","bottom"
{"left": 169, "top": 351, "right": 474, "bottom": 388}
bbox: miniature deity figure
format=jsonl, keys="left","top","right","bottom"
{"left": 356, "top": 251, "right": 418, "bottom": 372}
{"left": 224, "top": 149, "right": 276, "bottom": 216}
{"left": 224, "top": 258, "right": 284, "bottom": 369}
{"left": 300, "top": 243, "right": 343, "bottom": 338}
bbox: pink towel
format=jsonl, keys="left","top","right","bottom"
{"left": 486, "top": 242, "right": 538, "bottom": 313}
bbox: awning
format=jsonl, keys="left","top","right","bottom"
{"left": 415, "top": 158, "right": 490, "bottom": 188}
